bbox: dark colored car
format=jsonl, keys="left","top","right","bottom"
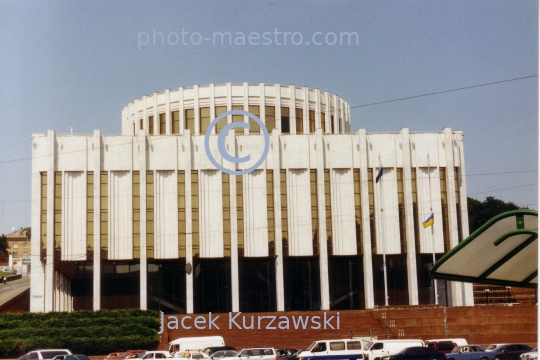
{"left": 490, "top": 344, "right": 533, "bottom": 360}
{"left": 276, "top": 350, "right": 298, "bottom": 358}
{"left": 381, "top": 346, "right": 446, "bottom": 360}
{"left": 204, "top": 347, "right": 236, "bottom": 356}
{"left": 53, "top": 355, "right": 92, "bottom": 360}
{"left": 280, "top": 350, "right": 302, "bottom": 360}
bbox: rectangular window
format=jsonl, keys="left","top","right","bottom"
{"left": 280, "top": 170, "right": 288, "bottom": 255}
{"left": 200, "top": 107, "right": 211, "bottom": 134}
{"left": 309, "top": 110, "right": 315, "bottom": 133}
{"left": 23, "top": 243, "right": 28, "bottom": 248}
{"left": 232, "top": 105, "right": 244, "bottom": 134}
{"left": 324, "top": 169, "right": 332, "bottom": 255}
{"left": 54, "top": 172, "right": 62, "bottom": 251}
{"left": 132, "top": 171, "right": 140, "bottom": 259}
{"left": 331, "top": 115, "right": 335, "bottom": 133}
{"left": 191, "top": 171, "right": 199, "bottom": 257}
{"left": 100, "top": 171, "right": 108, "bottom": 256}
{"left": 215, "top": 106, "right": 227, "bottom": 133}
{"left": 367, "top": 169, "right": 375, "bottom": 253}
{"left": 440, "top": 168, "right": 450, "bottom": 252}
{"left": 281, "top": 107, "right": 290, "bottom": 134}
{"left": 13, "top": 243, "right": 18, "bottom": 249}
{"left": 159, "top": 113, "right": 166, "bottom": 134}
{"left": 454, "top": 168, "right": 463, "bottom": 242}
{"left": 411, "top": 168, "right": 420, "bottom": 253}
{"left": 347, "top": 341, "right": 362, "bottom": 350}
{"left": 295, "top": 108, "right": 303, "bottom": 134}
{"left": 265, "top": 106, "right": 276, "bottom": 133}
{"left": 222, "top": 173, "right": 231, "bottom": 257}
{"left": 139, "top": 118, "right": 143, "bottom": 130}
{"left": 397, "top": 168, "right": 406, "bottom": 253}
{"left": 353, "top": 169, "right": 363, "bottom": 254}
{"left": 310, "top": 169, "right": 319, "bottom": 255}
{"left": 149, "top": 115, "right": 154, "bottom": 135}
{"left": 267, "top": 171, "right": 275, "bottom": 256}
{"left": 146, "top": 171, "right": 154, "bottom": 258}
{"left": 41, "top": 173, "right": 47, "bottom": 255}
{"left": 172, "top": 111, "right": 180, "bottom": 134}
{"left": 248, "top": 105, "right": 260, "bottom": 134}
{"left": 236, "top": 175, "right": 244, "bottom": 256}
{"left": 133, "top": 123, "right": 135, "bottom": 135}
{"left": 185, "top": 109, "right": 195, "bottom": 134}
{"left": 178, "top": 171, "right": 186, "bottom": 257}
{"left": 329, "top": 342, "right": 345, "bottom": 351}
{"left": 321, "top": 113, "right": 326, "bottom": 133}
{"left": 13, "top": 252, "right": 18, "bottom": 258}
{"left": 87, "top": 172, "right": 94, "bottom": 253}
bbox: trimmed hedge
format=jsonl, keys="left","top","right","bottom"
{"left": 0, "top": 310, "right": 160, "bottom": 357}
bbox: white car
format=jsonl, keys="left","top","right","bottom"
{"left": 142, "top": 352, "right": 174, "bottom": 359}
{"left": 18, "top": 350, "right": 73, "bottom": 360}
{"left": 521, "top": 348, "right": 538, "bottom": 359}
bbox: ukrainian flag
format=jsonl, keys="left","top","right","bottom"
{"left": 423, "top": 213, "right": 434, "bottom": 228}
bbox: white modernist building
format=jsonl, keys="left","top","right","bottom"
{"left": 30, "top": 83, "right": 474, "bottom": 313}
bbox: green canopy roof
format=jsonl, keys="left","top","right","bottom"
{"left": 430, "top": 210, "right": 538, "bottom": 288}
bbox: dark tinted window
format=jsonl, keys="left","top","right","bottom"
{"left": 372, "top": 343, "right": 383, "bottom": 350}
{"left": 28, "top": 354, "right": 39, "bottom": 360}
{"left": 43, "top": 352, "right": 70, "bottom": 359}
{"left": 438, "top": 342, "right": 455, "bottom": 350}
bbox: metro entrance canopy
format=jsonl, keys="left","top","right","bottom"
{"left": 430, "top": 210, "right": 538, "bottom": 288}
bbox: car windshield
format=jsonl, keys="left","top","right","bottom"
{"left": 306, "top": 343, "right": 317, "bottom": 352}
{"left": 363, "top": 342, "right": 373, "bottom": 351}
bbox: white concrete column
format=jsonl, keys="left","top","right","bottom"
{"left": 455, "top": 131, "right": 474, "bottom": 306}
{"left": 93, "top": 129, "right": 101, "bottom": 310}
{"left": 243, "top": 82, "right": 249, "bottom": 135}
{"left": 289, "top": 85, "right": 296, "bottom": 134}
{"left": 184, "top": 130, "right": 194, "bottom": 313}
{"left": 275, "top": 84, "right": 282, "bottom": 133}
{"left": 194, "top": 85, "right": 200, "bottom": 135}
{"left": 303, "top": 87, "right": 309, "bottom": 134}
{"left": 166, "top": 89, "right": 171, "bottom": 135}
{"left": 179, "top": 87, "right": 185, "bottom": 135}
{"left": 259, "top": 83, "right": 266, "bottom": 130}
{"left": 315, "top": 129, "right": 330, "bottom": 310}
{"left": 30, "top": 136, "right": 45, "bottom": 312}
{"left": 229, "top": 129, "right": 240, "bottom": 312}
{"left": 272, "top": 130, "right": 285, "bottom": 311}
{"left": 45, "top": 130, "right": 56, "bottom": 312}
{"left": 152, "top": 93, "right": 158, "bottom": 135}
{"left": 210, "top": 83, "right": 216, "bottom": 134}
{"left": 139, "top": 130, "right": 148, "bottom": 309}
{"left": 358, "top": 128, "right": 374, "bottom": 309}
{"left": 401, "top": 128, "right": 419, "bottom": 305}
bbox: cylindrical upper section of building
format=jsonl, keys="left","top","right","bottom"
{"left": 122, "top": 83, "right": 350, "bottom": 136}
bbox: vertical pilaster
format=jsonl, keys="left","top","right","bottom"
{"left": 194, "top": 85, "right": 200, "bottom": 135}
{"left": 401, "top": 128, "right": 419, "bottom": 305}
{"left": 358, "top": 128, "right": 374, "bottom": 309}
{"left": 229, "top": 129, "right": 240, "bottom": 312}
{"left": 289, "top": 85, "right": 296, "bottom": 134}
{"left": 139, "top": 130, "right": 148, "bottom": 309}
{"left": 30, "top": 135, "right": 44, "bottom": 312}
{"left": 316, "top": 129, "right": 330, "bottom": 310}
{"left": 93, "top": 129, "right": 101, "bottom": 310}
{"left": 273, "top": 130, "right": 284, "bottom": 311}
{"left": 303, "top": 87, "right": 309, "bottom": 134}
{"left": 184, "top": 130, "right": 194, "bottom": 313}
{"left": 45, "top": 130, "right": 55, "bottom": 312}
{"left": 166, "top": 89, "right": 171, "bottom": 135}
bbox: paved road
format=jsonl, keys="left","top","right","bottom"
{"left": 0, "top": 276, "right": 30, "bottom": 306}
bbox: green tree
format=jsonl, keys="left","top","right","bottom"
{"left": 0, "top": 234, "right": 9, "bottom": 255}
{"left": 467, "top": 196, "right": 523, "bottom": 233}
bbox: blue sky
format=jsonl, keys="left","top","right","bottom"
{"left": 0, "top": 0, "right": 538, "bottom": 233}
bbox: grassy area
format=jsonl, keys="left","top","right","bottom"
{"left": 0, "top": 271, "right": 14, "bottom": 277}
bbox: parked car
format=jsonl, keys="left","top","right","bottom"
{"left": 104, "top": 353, "right": 126, "bottom": 360}
{"left": 446, "top": 345, "right": 488, "bottom": 360}
{"left": 18, "top": 349, "right": 73, "bottom": 360}
{"left": 124, "top": 351, "right": 148, "bottom": 359}
{"left": 276, "top": 350, "right": 298, "bottom": 358}
{"left": 177, "top": 353, "right": 209, "bottom": 360}
{"left": 143, "top": 352, "right": 174, "bottom": 359}
{"left": 203, "top": 347, "right": 236, "bottom": 356}
{"left": 381, "top": 347, "right": 446, "bottom": 360}
{"left": 280, "top": 350, "right": 302, "bottom": 360}
{"left": 426, "top": 339, "right": 467, "bottom": 354}
{"left": 221, "top": 348, "right": 277, "bottom": 360}
{"left": 487, "top": 345, "right": 511, "bottom": 351}
{"left": 209, "top": 351, "right": 237, "bottom": 360}
{"left": 489, "top": 344, "right": 533, "bottom": 360}
{"left": 521, "top": 348, "right": 538, "bottom": 359}
{"left": 53, "top": 355, "right": 92, "bottom": 360}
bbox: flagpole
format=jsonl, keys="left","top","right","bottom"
{"left": 428, "top": 154, "right": 438, "bottom": 305}
{"left": 378, "top": 156, "right": 389, "bottom": 306}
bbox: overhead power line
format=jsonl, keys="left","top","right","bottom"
{"left": 351, "top": 75, "right": 538, "bottom": 109}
